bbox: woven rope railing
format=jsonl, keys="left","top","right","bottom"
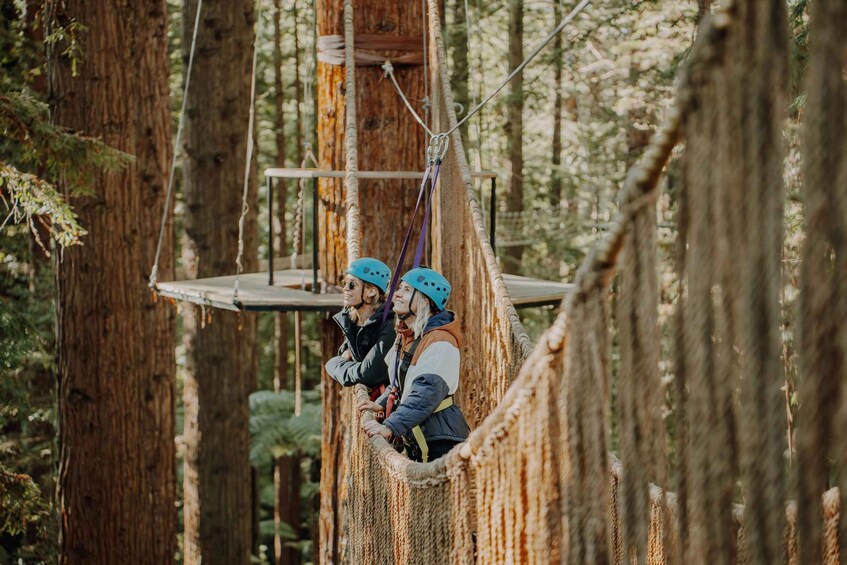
{"left": 340, "top": 0, "right": 844, "bottom": 563}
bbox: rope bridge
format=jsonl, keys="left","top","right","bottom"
{"left": 332, "top": 0, "right": 845, "bottom": 563}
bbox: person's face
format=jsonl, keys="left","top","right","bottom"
{"left": 393, "top": 282, "right": 414, "bottom": 316}
{"left": 342, "top": 276, "right": 364, "bottom": 308}
{"left": 343, "top": 277, "right": 379, "bottom": 308}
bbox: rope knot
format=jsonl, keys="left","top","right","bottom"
{"left": 381, "top": 60, "right": 394, "bottom": 76}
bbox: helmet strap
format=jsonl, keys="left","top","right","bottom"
{"left": 398, "top": 289, "right": 418, "bottom": 321}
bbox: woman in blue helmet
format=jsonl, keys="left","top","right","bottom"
{"left": 325, "top": 258, "right": 396, "bottom": 390}
{"left": 359, "top": 267, "right": 470, "bottom": 463}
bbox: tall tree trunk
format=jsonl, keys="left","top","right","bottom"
{"left": 503, "top": 0, "right": 524, "bottom": 273}
{"left": 449, "top": 0, "right": 469, "bottom": 148}
{"left": 272, "top": 3, "right": 302, "bottom": 563}
{"left": 316, "top": 1, "right": 427, "bottom": 561}
{"left": 180, "top": 1, "right": 258, "bottom": 564}
{"left": 294, "top": 0, "right": 305, "bottom": 161}
{"left": 47, "top": 1, "right": 176, "bottom": 562}
{"left": 550, "top": 0, "right": 563, "bottom": 210}
{"left": 697, "top": 0, "right": 710, "bottom": 24}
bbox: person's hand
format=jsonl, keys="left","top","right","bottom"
{"left": 357, "top": 400, "right": 382, "bottom": 414}
{"left": 341, "top": 349, "right": 353, "bottom": 361}
{"left": 362, "top": 420, "right": 392, "bottom": 440}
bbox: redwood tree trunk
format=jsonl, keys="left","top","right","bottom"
{"left": 449, "top": 0, "right": 469, "bottom": 148}
{"left": 272, "top": 3, "right": 302, "bottom": 563}
{"left": 316, "top": 1, "right": 427, "bottom": 561}
{"left": 181, "top": 1, "right": 258, "bottom": 564}
{"left": 550, "top": 0, "right": 563, "bottom": 210}
{"left": 48, "top": 1, "right": 176, "bottom": 563}
{"left": 503, "top": 0, "right": 524, "bottom": 273}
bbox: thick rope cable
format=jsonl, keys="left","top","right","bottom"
{"left": 343, "top": 0, "right": 361, "bottom": 263}
{"left": 149, "top": 0, "right": 203, "bottom": 288}
{"left": 233, "top": 0, "right": 264, "bottom": 302}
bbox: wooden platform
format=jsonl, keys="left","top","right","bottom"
{"left": 154, "top": 270, "right": 573, "bottom": 312}
{"left": 501, "top": 274, "right": 574, "bottom": 308}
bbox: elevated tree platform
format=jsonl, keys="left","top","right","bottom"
{"left": 154, "top": 269, "right": 572, "bottom": 312}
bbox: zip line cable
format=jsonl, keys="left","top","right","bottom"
{"left": 450, "top": 0, "right": 591, "bottom": 136}
{"left": 382, "top": 0, "right": 591, "bottom": 143}
{"left": 149, "top": 0, "right": 203, "bottom": 288}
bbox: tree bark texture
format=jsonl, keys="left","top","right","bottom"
{"left": 272, "top": 5, "right": 302, "bottom": 563}
{"left": 47, "top": 1, "right": 176, "bottom": 562}
{"left": 550, "top": 0, "right": 563, "bottom": 209}
{"left": 316, "top": 1, "right": 427, "bottom": 562}
{"left": 180, "top": 1, "right": 259, "bottom": 564}
{"left": 503, "top": 0, "right": 524, "bottom": 274}
{"left": 449, "top": 0, "right": 469, "bottom": 149}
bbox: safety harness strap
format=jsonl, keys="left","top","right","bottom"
{"left": 379, "top": 166, "right": 432, "bottom": 326}
{"left": 386, "top": 338, "right": 421, "bottom": 417}
{"left": 410, "top": 396, "right": 454, "bottom": 463}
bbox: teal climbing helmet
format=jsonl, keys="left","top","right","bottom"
{"left": 346, "top": 258, "right": 391, "bottom": 293}
{"left": 401, "top": 267, "right": 451, "bottom": 311}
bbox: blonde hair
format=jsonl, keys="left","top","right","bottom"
{"left": 410, "top": 292, "right": 432, "bottom": 339}
{"left": 348, "top": 281, "right": 385, "bottom": 324}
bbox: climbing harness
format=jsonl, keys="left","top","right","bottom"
{"left": 383, "top": 335, "right": 454, "bottom": 463}
{"left": 406, "top": 396, "right": 453, "bottom": 463}
{"left": 385, "top": 337, "right": 420, "bottom": 418}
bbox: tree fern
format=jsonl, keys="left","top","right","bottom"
{"left": 249, "top": 390, "right": 321, "bottom": 464}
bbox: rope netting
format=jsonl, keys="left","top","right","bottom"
{"left": 336, "top": 0, "right": 844, "bottom": 563}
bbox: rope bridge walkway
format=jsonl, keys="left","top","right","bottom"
{"left": 334, "top": 0, "right": 846, "bottom": 563}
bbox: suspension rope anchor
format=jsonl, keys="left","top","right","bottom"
{"left": 148, "top": 268, "right": 159, "bottom": 290}
{"left": 381, "top": 60, "right": 394, "bottom": 76}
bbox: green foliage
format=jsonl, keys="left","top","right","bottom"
{"left": 0, "top": 92, "right": 133, "bottom": 249}
{"left": 42, "top": 19, "right": 87, "bottom": 78}
{"left": 0, "top": 465, "right": 50, "bottom": 537}
{"left": 0, "top": 163, "right": 86, "bottom": 251}
{"left": 249, "top": 389, "right": 322, "bottom": 463}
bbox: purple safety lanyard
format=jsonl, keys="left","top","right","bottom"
{"left": 380, "top": 159, "right": 443, "bottom": 328}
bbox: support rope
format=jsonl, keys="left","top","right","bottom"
{"left": 233, "top": 0, "right": 265, "bottom": 303}
{"left": 148, "top": 0, "right": 203, "bottom": 288}
{"left": 292, "top": 145, "right": 318, "bottom": 278}
{"left": 382, "top": 61, "right": 434, "bottom": 138}
{"left": 344, "top": 0, "right": 361, "bottom": 263}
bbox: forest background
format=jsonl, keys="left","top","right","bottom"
{"left": 1, "top": 0, "right": 809, "bottom": 563}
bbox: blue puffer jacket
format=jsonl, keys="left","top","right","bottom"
{"left": 378, "top": 310, "right": 470, "bottom": 445}
{"left": 324, "top": 304, "right": 395, "bottom": 388}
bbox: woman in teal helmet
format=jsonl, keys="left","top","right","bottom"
{"left": 325, "top": 258, "right": 396, "bottom": 391}
{"left": 359, "top": 267, "right": 470, "bottom": 463}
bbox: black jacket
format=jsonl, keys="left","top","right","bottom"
{"left": 324, "top": 304, "right": 395, "bottom": 388}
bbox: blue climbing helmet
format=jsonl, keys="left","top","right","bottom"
{"left": 346, "top": 258, "right": 391, "bottom": 293}
{"left": 400, "top": 267, "right": 451, "bottom": 312}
